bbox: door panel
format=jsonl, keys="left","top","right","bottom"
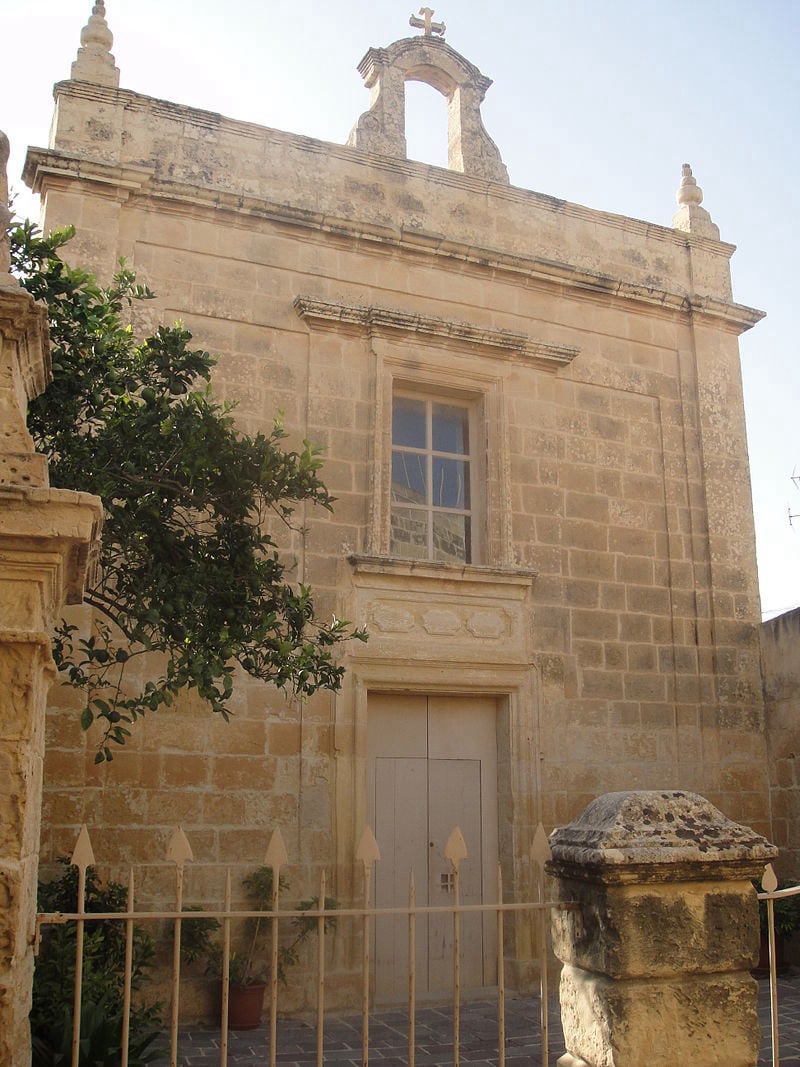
{"left": 373, "top": 757, "right": 429, "bottom": 1000}
{"left": 427, "top": 758, "right": 483, "bottom": 990}
{"left": 368, "top": 693, "right": 498, "bottom": 1002}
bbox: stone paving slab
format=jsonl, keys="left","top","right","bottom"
{"left": 152, "top": 975, "right": 800, "bottom": 1065}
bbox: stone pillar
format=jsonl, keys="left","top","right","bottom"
{"left": 0, "top": 131, "right": 103, "bottom": 1066}
{"left": 548, "top": 790, "right": 777, "bottom": 1067}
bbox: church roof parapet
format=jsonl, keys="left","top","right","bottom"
{"left": 23, "top": 132, "right": 764, "bottom": 335}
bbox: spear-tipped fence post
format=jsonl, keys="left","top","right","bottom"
{"left": 356, "top": 826, "right": 381, "bottom": 1067}
{"left": 763, "top": 862, "right": 780, "bottom": 1067}
{"left": 166, "top": 826, "right": 193, "bottom": 1067}
{"left": 265, "top": 829, "right": 288, "bottom": 1067}
{"left": 445, "top": 826, "right": 468, "bottom": 1067}
{"left": 120, "top": 867, "right": 135, "bottom": 1067}
{"left": 70, "top": 825, "right": 95, "bottom": 1067}
{"left": 531, "top": 823, "right": 552, "bottom": 1065}
{"left": 316, "top": 869, "right": 327, "bottom": 1067}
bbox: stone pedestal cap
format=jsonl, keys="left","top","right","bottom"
{"left": 548, "top": 790, "right": 777, "bottom": 884}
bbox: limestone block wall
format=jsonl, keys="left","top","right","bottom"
{"left": 25, "top": 53, "right": 770, "bottom": 1012}
{"left": 760, "top": 608, "right": 800, "bottom": 879}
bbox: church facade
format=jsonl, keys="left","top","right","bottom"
{"left": 26, "top": 4, "right": 768, "bottom": 1008}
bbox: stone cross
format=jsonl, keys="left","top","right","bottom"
{"left": 409, "top": 7, "right": 446, "bottom": 37}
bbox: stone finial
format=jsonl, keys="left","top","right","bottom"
{"left": 0, "top": 130, "right": 12, "bottom": 283}
{"left": 672, "top": 162, "right": 720, "bottom": 240}
{"left": 676, "top": 162, "right": 703, "bottom": 206}
{"left": 70, "top": 1, "right": 120, "bottom": 88}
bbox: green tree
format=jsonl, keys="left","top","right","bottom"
{"left": 11, "top": 221, "right": 365, "bottom": 762}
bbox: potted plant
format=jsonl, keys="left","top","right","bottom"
{"left": 203, "top": 867, "right": 336, "bottom": 1030}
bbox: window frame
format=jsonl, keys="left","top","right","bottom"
{"left": 390, "top": 389, "right": 480, "bottom": 565}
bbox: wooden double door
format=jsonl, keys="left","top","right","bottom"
{"left": 367, "top": 693, "right": 498, "bottom": 1002}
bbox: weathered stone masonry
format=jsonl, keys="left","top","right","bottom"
{"left": 23, "top": 4, "right": 769, "bottom": 1013}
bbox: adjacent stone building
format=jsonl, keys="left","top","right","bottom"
{"left": 760, "top": 608, "right": 800, "bottom": 881}
{"left": 23, "top": 3, "right": 770, "bottom": 1009}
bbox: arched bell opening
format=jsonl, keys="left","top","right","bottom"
{"left": 348, "top": 36, "right": 509, "bottom": 185}
{"left": 404, "top": 75, "right": 451, "bottom": 169}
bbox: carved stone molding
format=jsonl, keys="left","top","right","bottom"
{"left": 294, "top": 296, "right": 579, "bottom": 371}
{"left": 25, "top": 142, "right": 765, "bottom": 334}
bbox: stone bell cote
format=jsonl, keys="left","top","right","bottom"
{"left": 347, "top": 17, "right": 509, "bottom": 185}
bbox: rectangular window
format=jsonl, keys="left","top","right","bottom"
{"left": 390, "top": 394, "right": 474, "bottom": 563}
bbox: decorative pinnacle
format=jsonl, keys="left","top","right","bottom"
{"left": 672, "top": 162, "right": 719, "bottom": 240}
{"left": 409, "top": 7, "right": 446, "bottom": 37}
{"left": 71, "top": 0, "right": 120, "bottom": 87}
{"left": 81, "top": 2, "right": 113, "bottom": 52}
{"left": 676, "top": 162, "right": 704, "bottom": 207}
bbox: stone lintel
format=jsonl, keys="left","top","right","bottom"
{"left": 295, "top": 296, "right": 579, "bottom": 370}
{"left": 548, "top": 790, "right": 777, "bottom": 885}
{"left": 347, "top": 556, "right": 536, "bottom": 672}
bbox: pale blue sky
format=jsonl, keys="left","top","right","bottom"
{"left": 3, "top": 0, "right": 798, "bottom": 618}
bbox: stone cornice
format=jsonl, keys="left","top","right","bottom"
{"left": 24, "top": 147, "right": 765, "bottom": 334}
{"left": 294, "top": 296, "right": 580, "bottom": 369}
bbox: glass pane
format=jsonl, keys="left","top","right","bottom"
{"left": 432, "top": 457, "right": 469, "bottom": 509}
{"left": 392, "top": 396, "right": 427, "bottom": 448}
{"left": 432, "top": 403, "right": 469, "bottom": 455}
{"left": 392, "top": 450, "right": 427, "bottom": 504}
{"left": 390, "top": 507, "right": 429, "bottom": 559}
{"left": 433, "top": 513, "right": 470, "bottom": 564}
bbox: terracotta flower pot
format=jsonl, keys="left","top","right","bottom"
{"left": 226, "top": 981, "right": 267, "bottom": 1030}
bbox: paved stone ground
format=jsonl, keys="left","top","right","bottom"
{"left": 153, "top": 974, "right": 800, "bottom": 1066}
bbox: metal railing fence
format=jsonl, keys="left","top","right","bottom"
{"left": 35, "top": 822, "right": 573, "bottom": 1067}
{"left": 758, "top": 863, "right": 800, "bottom": 1067}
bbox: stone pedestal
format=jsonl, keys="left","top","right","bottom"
{"left": 548, "top": 791, "right": 778, "bottom": 1067}
{"left": 0, "top": 143, "right": 103, "bottom": 1064}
